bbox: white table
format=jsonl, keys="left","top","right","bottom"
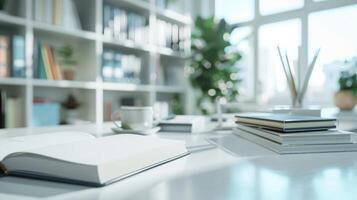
{"left": 1, "top": 122, "right": 357, "bottom": 200}
{"left": 0, "top": 123, "right": 237, "bottom": 200}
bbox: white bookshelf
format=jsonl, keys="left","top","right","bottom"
{"left": 0, "top": 0, "right": 191, "bottom": 128}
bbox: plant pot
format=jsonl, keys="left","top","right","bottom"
{"left": 334, "top": 90, "right": 357, "bottom": 110}
{"left": 63, "top": 69, "right": 75, "bottom": 80}
{"left": 65, "top": 109, "right": 78, "bottom": 124}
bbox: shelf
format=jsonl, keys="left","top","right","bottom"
{"left": 155, "top": 8, "right": 192, "bottom": 25}
{"left": 32, "top": 21, "right": 98, "bottom": 41}
{"left": 0, "top": 77, "right": 27, "bottom": 86}
{"left": 157, "top": 47, "right": 189, "bottom": 58}
{"left": 102, "top": 37, "right": 152, "bottom": 52}
{"left": 102, "top": 82, "right": 153, "bottom": 92}
{"left": 107, "top": 0, "right": 153, "bottom": 12}
{"left": 0, "top": 12, "right": 26, "bottom": 26}
{"left": 32, "top": 79, "right": 97, "bottom": 90}
{"left": 155, "top": 85, "right": 185, "bottom": 93}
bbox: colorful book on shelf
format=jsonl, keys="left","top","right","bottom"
{"left": 11, "top": 35, "right": 26, "bottom": 78}
{"left": 36, "top": 42, "right": 62, "bottom": 80}
{"left": 40, "top": 43, "right": 54, "bottom": 80}
{"left": 0, "top": 35, "right": 9, "bottom": 77}
{"left": 33, "top": 0, "right": 82, "bottom": 30}
{"left": 37, "top": 42, "right": 47, "bottom": 79}
{"left": 0, "top": 132, "right": 188, "bottom": 186}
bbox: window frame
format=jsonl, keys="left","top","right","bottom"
{"left": 219, "top": 0, "right": 357, "bottom": 104}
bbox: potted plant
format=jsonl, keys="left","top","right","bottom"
{"left": 334, "top": 70, "right": 357, "bottom": 110}
{"left": 188, "top": 16, "right": 241, "bottom": 114}
{"left": 62, "top": 94, "right": 80, "bottom": 124}
{"left": 58, "top": 45, "right": 77, "bottom": 80}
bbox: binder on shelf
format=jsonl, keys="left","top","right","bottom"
{"left": 11, "top": 35, "right": 26, "bottom": 78}
{"left": 33, "top": 0, "right": 82, "bottom": 30}
{"left": 103, "top": 4, "right": 148, "bottom": 44}
{"left": 102, "top": 49, "right": 141, "bottom": 83}
{"left": 0, "top": 35, "right": 9, "bottom": 77}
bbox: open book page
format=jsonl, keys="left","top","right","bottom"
{"left": 0, "top": 132, "right": 95, "bottom": 161}
{"left": 20, "top": 134, "right": 185, "bottom": 166}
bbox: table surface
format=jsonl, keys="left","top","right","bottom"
{"left": 1, "top": 121, "right": 357, "bottom": 200}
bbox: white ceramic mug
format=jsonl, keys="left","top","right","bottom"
{"left": 118, "top": 106, "right": 154, "bottom": 130}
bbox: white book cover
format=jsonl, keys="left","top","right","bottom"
{"left": 237, "top": 124, "right": 353, "bottom": 145}
{"left": 233, "top": 128, "right": 357, "bottom": 154}
{"left": 0, "top": 132, "right": 188, "bottom": 186}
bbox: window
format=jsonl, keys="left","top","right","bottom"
{"left": 214, "top": 0, "right": 357, "bottom": 106}
{"left": 307, "top": 5, "right": 357, "bottom": 104}
{"left": 259, "top": 0, "right": 303, "bottom": 15}
{"left": 215, "top": 0, "right": 254, "bottom": 23}
{"left": 231, "top": 27, "right": 254, "bottom": 100}
{"left": 258, "top": 19, "right": 301, "bottom": 104}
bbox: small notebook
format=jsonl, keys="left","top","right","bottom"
{"left": 0, "top": 132, "right": 188, "bottom": 186}
{"left": 159, "top": 115, "right": 208, "bottom": 133}
{"left": 235, "top": 113, "right": 336, "bottom": 132}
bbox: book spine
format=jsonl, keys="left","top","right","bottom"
{"left": 45, "top": 45, "right": 58, "bottom": 80}
{"left": 102, "top": 50, "right": 114, "bottom": 81}
{"left": 50, "top": 47, "right": 62, "bottom": 80}
{"left": 103, "top": 4, "right": 111, "bottom": 37}
{"left": 0, "top": 35, "right": 9, "bottom": 77}
{"left": 0, "top": 90, "right": 6, "bottom": 128}
{"left": 41, "top": 44, "right": 54, "bottom": 80}
{"left": 37, "top": 42, "right": 47, "bottom": 79}
{"left": 11, "top": 35, "right": 26, "bottom": 78}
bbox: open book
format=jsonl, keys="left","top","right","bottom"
{"left": 0, "top": 132, "right": 188, "bottom": 186}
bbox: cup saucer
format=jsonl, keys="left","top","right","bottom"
{"left": 111, "top": 126, "right": 161, "bottom": 135}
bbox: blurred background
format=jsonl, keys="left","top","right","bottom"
{"left": 0, "top": 0, "right": 356, "bottom": 129}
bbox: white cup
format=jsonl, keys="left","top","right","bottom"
{"left": 120, "top": 106, "right": 154, "bottom": 130}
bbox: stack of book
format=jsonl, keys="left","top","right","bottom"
{"left": 33, "top": 0, "right": 82, "bottom": 30}
{"left": 156, "top": 19, "right": 189, "bottom": 52}
{"left": 34, "top": 42, "right": 62, "bottom": 80}
{"left": 159, "top": 115, "right": 208, "bottom": 133}
{"left": 233, "top": 112, "right": 357, "bottom": 154}
{"left": 102, "top": 49, "right": 141, "bottom": 83}
{"left": 0, "top": 34, "right": 26, "bottom": 78}
{"left": 103, "top": 4, "right": 149, "bottom": 44}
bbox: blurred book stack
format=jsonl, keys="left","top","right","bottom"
{"left": 233, "top": 112, "right": 357, "bottom": 154}
{"left": 0, "top": 90, "right": 23, "bottom": 129}
{"left": 156, "top": 19, "right": 189, "bottom": 52}
{"left": 103, "top": 4, "right": 149, "bottom": 44}
{"left": 102, "top": 49, "right": 141, "bottom": 83}
{"left": 33, "top": 0, "right": 82, "bottom": 30}
{"left": 34, "top": 42, "right": 62, "bottom": 80}
{"left": 0, "top": 34, "right": 26, "bottom": 78}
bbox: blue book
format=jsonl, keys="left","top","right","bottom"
{"left": 32, "top": 103, "right": 60, "bottom": 127}
{"left": 11, "top": 35, "right": 26, "bottom": 78}
{"left": 37, "top": 42, "right": 47, "bottom": 79}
